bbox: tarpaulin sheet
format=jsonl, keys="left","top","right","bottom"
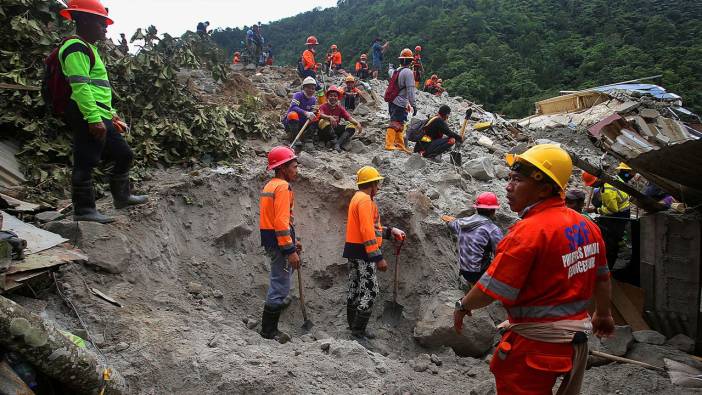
{"left": 594, "top": 84, "right": 681, "bottom": 101}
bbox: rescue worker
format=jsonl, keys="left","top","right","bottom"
{"left": 412, "top": 45, "right": 424, "bottom": 88}
{"left": 259, "top": 146, "right": 301, "bottom": 344}
{"left": 424, "top": 74, "right": 438, "bottom": 93}
{"left": 317, "top": 85, "right": 363, "bottom": 152}
{"left": 385, "top": 48, "right": 416, "bottom": 153}
{"left": 330, "top": 44, "right": 342, "bottom": 73}
{"left": 340, "top": 75, "right": 361, "bottom": 111}
{"left": 434, "top": 79, "right": 445, "bottom": 96}
{"left": 232, "top": 51, "right": 241, "bottom": 64}
{"left": 413, "top": 105, "right": 463, "bottom": 160}
{"left": 371, "top": 38, "right": 389, "bottom": 79}
{"left": 565, "top": 189, "right": 593, "bottom": 220}
{"left": 265, "top": 44, "right": 273, "bottom": 66}
{"left": 196, "top": 21, "right": 209, "bottom": 37}
{"left": 344, "top": 166, "right": 406, "bottom": 341}
{"left": 300, "top": 36, "right": 319, "bottom": 80}
{"left": 442, "top": 192, "right": 503, "bottom": 286}
{"left": 58, "top": 0, "right": 148, "bottom": 224}
{"left": 118, "top": 33, "right": 128, "bottom": 55}
{"left": 355, "top": 54, "right": 370, "bottom": 80}
{"left": 453, "top": 144, "right": 614, "bottom": 395}
{"left": 283, "top": 76, "right": 318, "bottom": 150}
{"left": 590, "top": 163, "right": 632, "bottom": 270}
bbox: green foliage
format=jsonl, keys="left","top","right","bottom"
{"left": 0, "top": 0, "right": 270, "bottom": 202}
{"left": 213, "top": 0, "right": 702, "bottom": 118}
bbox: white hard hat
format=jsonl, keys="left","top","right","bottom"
{"left": 302, "top": 76, "right": 317, "bottom": 87}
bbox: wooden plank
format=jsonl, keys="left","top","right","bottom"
{"left": 0, "top": 360, "right": 35, "bottom": 394}
{"left": 0, "top": 193, "right": 40, "bottom": 212}
{"left": 611, "top": 279, "right": 650, "bottom": 331}
{"left": 0, "top": 82, "right": 40, "bottom": 91}
{"left": 7, "top": 247, "right": 87, "bottom": 274}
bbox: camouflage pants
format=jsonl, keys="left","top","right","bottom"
{"left": 346, "top": 259, "right": 379, "bottom": 311}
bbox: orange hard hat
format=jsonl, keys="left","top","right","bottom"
{"left": 331, "top": 44, "right": 337, "bottom": 50}
{"left": 399, "top": 48, "right": 414, "bottom": 59}
{"left": 305, "top": 36, "right": 319, "bottom": 45}
{"left": 431, "top": 74, "right": 438, "bottom": 79}
{"left": 326, "top": 85, "right": 341, "bottom": 97}
{"left": 415, "top": 45, "right": 422, "bottom": 52}
{"left": 345, "top": 75, "right": 355, "bottom": 83}
{"left": 581, "top": 172, "right": 598, "bottom": 186}
{"left": 360, "top": 53, "right": 367, "bottom": 60}
{"left": 474, "top": 192, "right": 500, "bottom": 209}
{"left": 60, "top": 0, "right": 113, "bottom": 25}
{"left": 267, "top": 146, "right": 297, "bottom": 171}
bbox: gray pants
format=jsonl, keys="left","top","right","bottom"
{"left": 347, "top": 259, "right": 379, "bottom": 311}
{"left": 265, "top": 247, "right": 294, "bottom": 306}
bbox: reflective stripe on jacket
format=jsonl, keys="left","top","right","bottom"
{"left": 59, "top": 38, "right": 114, "bottom": 123}
{"left": 260, "top": 178, "right": 296, "bottom": 255}
{"left": 598, "top": 182, "right": 630, "bottom": 216}
{"left": 476, "top": 197, "right": 609, "bottom": 323}
{"left": 343, "top": 191, "right": 388, "bottom": 262}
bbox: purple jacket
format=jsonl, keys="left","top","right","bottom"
{"left": 285, "top": 91, "right": 317, "bottom": 124}
{"left": 448, "top": 214, "right": 503, "bottom": 273}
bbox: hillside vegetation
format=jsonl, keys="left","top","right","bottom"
{"left": 213, "top": 0, "right": 702, "bottom": 117}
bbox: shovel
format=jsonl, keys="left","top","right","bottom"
{"left": 382, "top": 240, "right": 405, "bottom": 326}
{"left": 290, "top": 118, "right": 312, "bottom": 150}
{"left": 296, "top": 264, "right": 314, "bottom": 331}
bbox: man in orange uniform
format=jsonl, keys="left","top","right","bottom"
{"left": 355, "top": 54, "right": 370, "bottom": 80}
{"left": 424, "top": 74, "right": 438, "bottom": 93}
{"left": 300, "top": 36, "right": 319, "bottom": 81}
{"left": 344, "top": 166, "right": 406, "bottom": 341}
{"left": 232, "top": 51, "right": 240, "bottom": 64}
{"left": 412, "top": 45, "right": 424, "bottom": 88}
{"left": 259, "top": 146, "right": 302, "bottom": 344}
{"left": 340, "top": 75, "right": 361, "bottom": 111}
{"left": 453, "top": 144, "right": 615, "bottom": 394}
{"left": 330, "top": 44, "right": 342, "bottom": 72}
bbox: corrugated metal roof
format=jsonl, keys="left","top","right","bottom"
{"left": 0, "top": 140, "right": 26, "bottom": 188}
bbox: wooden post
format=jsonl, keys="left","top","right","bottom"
{"left": 0, "top": 296, "right": 127, "bottom": 394}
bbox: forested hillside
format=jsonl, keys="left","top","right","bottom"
{"left": 213, "top": 0, "right": 702, "bottom": 117}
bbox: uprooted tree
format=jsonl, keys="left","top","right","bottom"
{"left": 0, "top": 0, "right": 271, "bottom": 202}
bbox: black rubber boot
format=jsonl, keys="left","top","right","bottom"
{"left": 351, "top": 308, "right": 376, "bottom": 340}
{"left": 259, "top": 304, "right": 290, "bottom": 344}
{"left": 110, "top": 173, "right": 148, "bottom": 209}
{"left": 346, "top": 301, "right": 357, "bottom": 329}
{"left": 72, "top": 180, "right": 114, "bottom": 224}
{"left": 335, "top": 129, "right": 354, "bottom": 152}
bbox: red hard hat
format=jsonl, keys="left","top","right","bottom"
{"left": 581, "top": 172, "right": 598, "bottom": 186}
{"left": 326, "top": 85, "right": 341, "bottom": 97}
{"left": 474, "top": 192, "right": 500, "bottom": 209}
{"left": 267, "top": 146, "right": 297, "bottom": 171}
{"left": 306, "top": 36, "right": 319, "bottom": 45}
{"left": 415, "top": 45, "right": 422, "bottom": 52}
{"left": 60, "top": 0, "right": 114, "bottom": 25}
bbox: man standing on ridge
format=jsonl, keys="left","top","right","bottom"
{"left": 283, "top": 77, "right": 318, "bottom": 151}
{"left": 118, "top": 32, "right": 128, "bottom": 54}
{"left": 412, "top": 45, "right": 424, "bottom": 88}
{"left": 413, "top": 104, "right": 463, "bottom": 160}
{"left": 442, "top": 192, "right": 503, "bottom": 286}
{"left": 453, "top": 144, "right": 614, "bottom": 394}
{"left": 300, "top": 36, "right": 320, "bottom": 81}
{"left": 259, "top": 146, "right": 301, "bottom": 344}
{"left": 57, "top": 0, "right": 148, "bottom": 223}
{"left": 371, "top": 38, "right": 389, "bottom": 79}
{"left": 330, "top": 44, "right": 342, "bottom": 73}
{"left": 385, "top": 48, "right": 416, "bottom": 153}
{"left": 344, "top": 166, "right": 406, "bottom": 342}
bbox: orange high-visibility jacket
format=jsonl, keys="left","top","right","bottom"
{"left": 302, "top": 49, "right": 317, "bottom": 71}
{"left": 332, "top": 51, "right": 342, "bottom": 66}
{"left": 260, "top": 178, "right": 296, "bottom": 255}
{"left": 343, "top": 191, "right": 391, "bottom": 262}
{"left": 355, "top": 61, "right": 368, "bottom": 72}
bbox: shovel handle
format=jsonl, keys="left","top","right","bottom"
{"left": 297, "top": 266, "right": 309, "bottom": 321}
{"left": 393, "top": 240, "right": 403, "bottom": 304}
{"left": 290, "top": 118, "right": 312, "bottom": 149}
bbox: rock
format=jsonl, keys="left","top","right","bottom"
{"left": 426, "top": 188, "right": 440, "bottom": 200}
{"left": 300, "top": 334, "right": 315, "bottom": 343}
{"left": 115, "top": 342, "right": 129, "bottom": 352}
{"left": 587, "top": 335, "right": 609, "bottom": 366}
{"left": 666, "top": 334, "right": 696, "bottom": 353}
{"left": 274, "top": 86, "right": 287, "bottom": 97}
{"left": 601, "top": 325, "right": 633, "bottom": 356}
{"left": 626, "top": 343, "right": 702, "bottom": 370}
{"left": 56, "top": 221, "right": 132, "bottom": 274}
{"left": 329, "top": 168, "right": 343, "bottom": 180}
{"left": 494, "top": 165, "right": 510, "bottom": 180}
{"left": 413, "top": 290, "right": 495, "bottom": 357}
{"left": 632, "top": 330, "right": 666, "bottom": 345}
{"left": 212, "top": 289, "right": 224, "bottom": 298}
{"left": 230, "top": 64, "right": 244, "bottom": 71}
{"left": 412, "top": 362, "right": 429, "bottom": 372}
{"left": 296, "top": 151, "right": 322, "bottom": 169}
{"left": 404, "top": 154, "right": 426, "bottom": 172}
{"left": 245, "top": 63, "right": 256, "bottom": 70}
{"left": 319, "top": 340, "right": 331, "bottom": 351}
{"left": 354, "top": 104, "right": 371, "bottom": 116}
{"left": 534, "top": 138, "right": 560, "bottom": 146}
{"left": 469, "top": 379, "right": 496, "bottom": 395}
{"left": 246, "top": 319, "right": 259, "bottom": 330}
{"left": 347, "top": 140, "right": 367, "bottom": 154}
{"left": 36, "top": 211, "right": 63, "bottom": 223}
{"left": 508, "top": 142, "right": 529, "bottom": 154}
{"left": 436, "top": 173, "right": 463, "bottom": 186}
{"left": 464, "top": 157, "right": 495, "bottom": 181}
{"left": 187, "top": 282, "right": 203, "bottom": 295}
{"left": 430, "top": 365, "right": 439, "bottom": 374}
{"left": 430, "top": 354, "right": 442, "bottom": 366}
{"left": 639, "top": 108, "right": 660, "bottom": 119}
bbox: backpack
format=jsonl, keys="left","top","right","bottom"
{"left": 42, "top": 36, "right": 95, "bottom": 116}
{"left": 407, "top": 116, "right": 439, "bottom": 142}
{"left": 383, "top": 67, "right": 404, "bottom": 103}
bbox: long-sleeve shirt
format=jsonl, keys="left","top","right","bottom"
{"left": 259, "top": 178, "right": 296, "bottom": 255}
{"left": 392, "top": 67, "right": 416, "bottom": 109}
{"left": 598, "top": 180, "right": 630, "bottom": 215}
{"left": 285, "top": 91, "right": 317, "bottom": 124}
{"left": 331, "top": 51, "right": 342, "bottom": 66}
{"left": 448, "top": 214, "right": 503, "bottom": 273}
{"left": 302, "top": 49, "right": 317, "bottom": 71}
{"left": 343, "top": 191, "right": 392, "bottom": 262}
{"left": 59, "top": 37, "right": 114, "bottom": 123}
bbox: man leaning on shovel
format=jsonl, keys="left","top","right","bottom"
{"left": 343, "top": 166, "right": 406, "bottom": 342}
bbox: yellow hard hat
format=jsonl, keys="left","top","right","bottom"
{"left": 356, "top": 166, "right": 384, "bottom": 186}
{"left": 345, "top": 75, "right": 356, "bottom": 83}
{"left": 616, "top": 162, "right": 632, "bottom": 171}
{"left": 505, "top": 144, "right": 572, "bottom": 190}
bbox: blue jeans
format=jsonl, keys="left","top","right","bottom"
{"left": 264, "top": 247, "right": 294, "bottom": 306}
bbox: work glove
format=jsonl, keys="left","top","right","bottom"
{"left": 88, "top": 122, "right": 107, "bottom": 140}
{"left": 376, "top": 258, "right": 388, "bottom": 272}
{"left": 391, "top": 227, "right": 406, "bottom": 241}
{"left": 305, "top": 111, "right": 316, "bottom": 120}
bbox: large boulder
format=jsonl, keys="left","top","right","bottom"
{"left": 464, "top": 157, "right": 495, "bottom": 181}
{"left": 626, "top": 343, "right": 702, "bottom": 370}
{"left": 413, "top": 290, "right": 496, "bottom": 357}
{"left": 665, "top": 334, "right": 696, "bottom": 354}
{"left": 600, "top": 325, "right": 633, "bottom": 356}
{"left": 632, "top": 329, "right": 666, "bottom": 345}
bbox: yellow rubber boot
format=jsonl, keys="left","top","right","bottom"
{"left": 385, "top": 128, "right": 397, "bottom": 150}
{"left": 395, "top": 126, "right": 412, "bottom": 153}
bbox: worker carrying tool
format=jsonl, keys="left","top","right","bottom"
{"left": 355, "top": 54, "right": 370, "bottom": 80}
{"left": 412, "top": 45, "right": 424, "bottom": 89}
{"left": 453, "top": 144, "right": 614, "bottom": 394}
{"left": 259, "top": 146, "right": 302, "bottom": 344}
{"left": 412, "top": 105, "right": 463, "bottom": 160}
{"left": 343, "top": 166, "right": 406, "bottom": 342}
{"left": 384, "top": 48, "right": 417, "bottom": 153}
{"left": 442, "top": 192, "right": 503, "bottom": 286}
{"left": 283, "top": 76, "right": 318, "bottom": 150}
{"left": 316, "top": 85, "right": 363, "bottom": 152}
{"left": 50, "top": 0, "right": 148, "bottom": 224}
{"left": 298, "top": 36, "right": 320, "bottom": 81}
{"left": 340, "top": 75, "right": 361, "bottom": 111}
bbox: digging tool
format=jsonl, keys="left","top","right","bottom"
{"left": 289, "top": 118, "right": 312, "bottom": 150}
{"left": 382, "top": 240, "right": 405, "bottom": 326}
{"left": 296, "top": 263, "right": 314, "bottom": 331}
{"left": 450, "top": 109, "right": 473, "bottom": 167}
{"left": 590, "top": 350, "right": 664, "bottom": 371}
{"left": 459, "top": 108, "right": 473, "bottom": 140}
